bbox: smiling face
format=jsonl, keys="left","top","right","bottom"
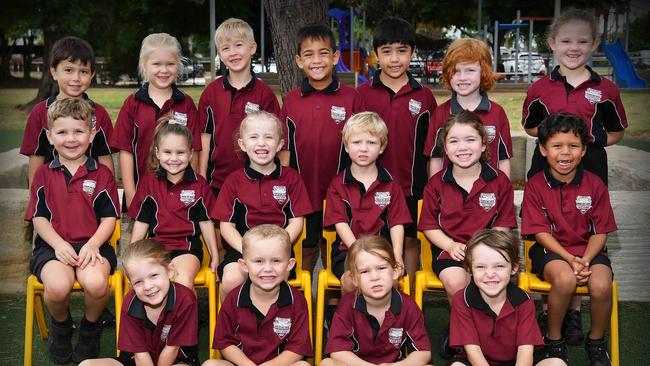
{"left": 444, "top": 122, "right": 486, "bottom": 170}
{"left": 155, "top": 133, "right": 192, "bottom": 182}
{"left": 450, "top": 61, "right": 481, "bottom": 98}
{"left": 344, "top": 129, "right": 384, "bottom": 168}
{"left": 143, "top": 48, "right": 179, "bottom": 91}
{"left": 352, "top": 249, "right": 399, "bottom": 303}
{"left": 295, "top": 37, "right": 339, "bottom": 89}
{"left": 50, "top": 59, "right": 95, "bottom": 98}
{"left": 240, "top": 236, "right": 295, "bottom": 293}
{"left": 376, "top": 42, "right": 413, "bottom": 81}
{"left": 125, "top": 258, "right": 174, "bottom": 309}
{"left": 539, "top": 131, "right": 586, "bottom": 182}
{"left": 470, "top": 243, "right": 518, "bottom": 300}
{"left": 217, "top": 35, "right": 256, "bottom": 73}
{"left": 46, "top": 116, "right": 95, "bottom": 164}
{"left": 237, "top": 116, "right": 283, "bottom": 172}
{"left": 548, "top": 20, "right": 599, "bottom": 73}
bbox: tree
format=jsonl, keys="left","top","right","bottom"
{"left": 265, "top": 0, "right": 328, "bottom": 96}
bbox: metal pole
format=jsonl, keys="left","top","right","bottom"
{"left": 350, "top": 7, "right": 354, "bottom": 73}
{"left": 515, "top": 10, "right": 520, "bottom": 81}
{"left": 484, "top": 24, "right": 488, "bottom": 43}
{"left": 210, "top": 0, "right": 216, "bottom": 80}
{"left": 624, "top": 3, "right": 630, "bottom": 51}
{"left": 552, "top": 0, "right": 561, "bottom": 70}
{"left": 493, "top": 20, "right": 499, "bottom": 72}
{"left": 528, "top": 19, "right": 533, "bottom": 83}
{"left": 260, "top": 0, "right": 265, "bottom": 71}
{"left": 478, "top": 0, "right": 482, "bottom": 35}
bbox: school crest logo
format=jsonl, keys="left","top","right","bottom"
{"left": 576, "top": 195, "right": 592, "bottom": 214}
{"left": 388, "top": 327, "right": 404, "bottom": 348}
{"left": 479, "top": 193, "right": 496, "bottom": 212}
{"left": 172, "top": 111, "right": 188, "bottom": 126}
{"left": 374, "top": 192, "right": 391, "bottom": 209}
{"left": 272, "top": 185, "right": 287, "bottom": 204}
{"left": 160, "top": 324, "right": 172, "bottom": 341}
{"left": 82, "top": 180, "right": 96, "bottom": 196}
{"left": 585, "top": 88, "right": 602, "bottom": 104}
{"left": 408, "top": 99, "right": 422, "bottom": 116}
{"left": 245, "top": 101, "right": 260, "bottom": 114}
{"left": 331, "top": 106, "right": 346, "bottom": 123}
{"left": 91, "top": 115, "right": 97, "bottom": 129}
{"left": 485, "top": 125, "right": 496, "bottom": 143}
{"left": 180, "top": 189, "right": 196, "bottom": 206}
{"left": 273, "top": 317, "right": 292, "bottom": 339}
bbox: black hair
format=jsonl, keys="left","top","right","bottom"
{"left": 372, "top": 16, "right": 416, "bottom": 51}
{"left": 537, "top": 112, "right": 589, "bottom": 146}
{"left": 296, "top": 23, "right": 336, "bottom": 53}
{"left": 49, "top": 36, "right": 96, "bottom": 72}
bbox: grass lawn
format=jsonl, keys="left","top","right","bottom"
{"left": 0, "top": 86, "right": 648, "bottom": 153}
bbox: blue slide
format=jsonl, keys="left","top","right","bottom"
{"left": 601, "top": 40, "right": 647, "bottom": 88}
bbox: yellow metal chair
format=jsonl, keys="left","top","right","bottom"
{"left": 24, "top": 220, "right": 124, "bottom": 366}
{"left": 412, "top": 200, "right": 445, "bottom": 309}
{"left": 517, "top": 239, "right": 620, "bottom": 366}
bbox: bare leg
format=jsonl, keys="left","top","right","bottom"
{"left": 40, "top": 261, "right": 75, "bottom": 321}
{"left": 438, "top": 266, "right": 471, "bottom": 304}
{"left": 219, "top": 262, "right": 247, "bottom": 303}
{"left": 543, "top": 260, "right": 577, "bottom": 340}
{"left": 76, "top": 260, "right": 111, "bottom": 322}
{"left": 403, "top": 236, "right": 420, "bottom": 294}
{"left": 586, "top": 264, "right": 613, "bottom": 339}
{"left": 171, "top": 254, "right": 201, "bottom": 292}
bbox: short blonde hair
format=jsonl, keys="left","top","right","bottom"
{"left": 342, "top": 112, "right": 388, "bottom": 150}
{"left": 47, "top": 98, "right": 94, "bottom": 129}
{"left": 138, "top": 33, "right": 183, "bottom": 81}
{"left": 121, "top": 239, "right": 171, "bottom": 279}
{"left": 239, "top": 111, "right": 283, "bottom": 141}
{"left": 345, "top": 235, "right": 401, "bottom": 276}
{"left": 241, "top": 224, "right": 291, "bottom": 258}
{"left": 215, "top": 18, "right": 255, "bottom": 46}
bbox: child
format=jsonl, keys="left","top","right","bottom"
{"left": 20, "top": 36, "right": 114, "bottom": 187}
{"left": 214, "top": 111, "right": 312, "bottom": 301}
{"left": 205, "top": 225, "right": 312, "bottom": 366}
{"left": 111, "top": 33, "right": 202, "bottom": 209}
{"left": 128, "top": 115, "right": 219, "bottom": 290}
{"left": 321, "top": 236, "right": 432, "bottom": 365}
{"left": 281, "top": 23, "right": 365, "bottom": 276}
{"left": 80, "top": 239, "right": 199, "bottom": 366}
{"left": 418, "top": 110, "right": 517, "bottom": 356}
{"left": 522, "top": 8, "right": 627, "bottom": 186}
{"left": 424, "top": 37, "right": 513, "bottom": 178}
{"left": 324, "top": 111, "right": 411, "bottom": 293}
{"left": 198, "top": 17, "right": 280, "bottom": 191}
{"left": 521, "top": 113, "right": 617, "bottom": 365}
{"left": 24, "top": 98, "right": 120, "bottom": 363}
{"left": 449, "top": 229, "right": 566, "bottom": 366}
{"left": 357, "top": 16, "right": 437, "bottom": 288}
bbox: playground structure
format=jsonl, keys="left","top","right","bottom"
{"left": 602, "top": 39, "right": 647, "bottom": 88}
{"left": 329, "top": 7, "right": 370, "bottom": 85}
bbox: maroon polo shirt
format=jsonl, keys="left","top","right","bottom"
{"left": 24, "top": 157, "right": 120, "bottom": 246}
{"left": 118, "top": 282, "right": 198, "bottom": 363}
{"left": 418, "top": 163, "right": 516, "bottom": 261}
{"left": 214, "top": 160, "right": 313, "bottom": 238}
{"left": 20, "top": 94, "right": 113, "bottom": 162}
{"left": 423, "top": 92, "right": 513, "bottom": 169}
{"left": 198, "top": 71, "right": 280, "bottom": 189}
{"left": 450, "top": 281, "right": 543, "bottom": 365}
{"left": 281, "top": 76, "right": 366, "bottom": 210}
{"left": 127, "top": 168, "right": 217, "bottom": 251}
{"left": 110, "top": 83, "right": 202, "bottom": 188}
{"left": 357, "top": 70, "right": 437, "bottom": 198}
{"left": 214, "top": 280, "right": 313, "bottom": 363}
{"left": 521, "top": 164, "right": 617, "bottom": 256}
{"left": 324, "top": 288, "right": 431, "bottom": 363}
{"left": 324, "top": 163, "right": 412, "bottom": 250}
{"left": 522, "top": 66, "right": 627, "bottom": 146}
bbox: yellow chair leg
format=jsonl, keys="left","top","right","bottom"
{"left": 24, "top": 277, "right": 36, "bottom": 366}
{"left": 208, "top": 274, "right": 218, "bottom": 360}
{"left": 314, "top": 270, "right": 328, "bottom": 365}
{"left": 302, "top": 272, "right": 313, "bottom": 342}
{"left": 114, "top": 271, "right": 124, "bottom": 356}
{"left": 610, "top": 281, "right": 619, "bottom": 366}
{"left": 34, "top": 294, "right": 48, "bottom": 339}
{"left": 414, "top": 272, "right": 424, "bottom": 309}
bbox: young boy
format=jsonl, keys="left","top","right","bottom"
{"left": 24, "top": 98, "right": 120, "bottom": 364}
{"left": 20, "top": 36, "right": 114, "bottom": 187}
{"left": 205, "top": 224, "right": 312, "bottom": 366}
{"left": 356, "top": 17, "right": 437, "bottom": 287}
{"left": 281, "top": 23, "right": 365, "bottom": 275}
{"left": 198, "top": 17, "right": 280, "bottom": 190}
{"left": 521, "top": 113, "right": 617, "bottom": 365}
{"left": 324, "top": 112, "right": 411, "bottom": 293}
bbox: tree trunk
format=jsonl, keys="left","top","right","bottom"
{"left": 264, "top": 0, "right": 328, "bottom": 97}
{"left": 19, "top": 29, "right": 60, "bottom": 111}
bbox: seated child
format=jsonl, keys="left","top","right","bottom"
{"left": 324, "top": 111, "right": 411, "bottom": 294}
{"left": 80, "top": 239, "right": 199, "bottom": 366}
{"left": 25, "top": 98, "right": 120, "bottom": 363}
{"left": 321, "top": 235, "right": 432, "bottom": 365}
{"left": 449, "top": 229, "right": 566, "bottom": 366}
{"left": 521, "top": 113, "right": 618, "bottom": 365}
{"left": 128, "top": 115, "right": 219, "bottom": 290}
{"left": 205, "top": 225, "right": 312, "bottom": 366}
{"left": 214, "top": 111, "right": 312, "bottom": 301}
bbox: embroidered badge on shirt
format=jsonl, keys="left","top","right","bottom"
{"left": 408, "top": 98, "right": 422, "bottom": 116}
{"left": 273, "top": 317, "right": 292, "bottom": 339}
{"left": 479, "top": 193, "right": 496, "bottom": 212}
{"left": 576, "top": 195, "right": 592, "bottom": 214}
{"left": 272, "top": 185, "right": 287, "bottom": 204}
{"left": 585, "top": 88, "right": 602, "bottom": 104}
{"left": 374, "top": 191, "right": 391, "bottom": 209}
{"left": 180, "top": 189, "right": 196, "bottom": 206}
{"left": 331, "top": 105, "right": 346, "bottom": 123}
{"left": 388, "top": 327, "right": 404, "bottom": 348}
{"left": 245, "top": 101, "right": 260, "bottom": 114}
{"left": 173, "top": 111, "right": 188, "bottom": 126}
{"left": 160, "top": 324, "right": 171, "bottom": 341}
{"left": 82, "top": 180, "right": 96, "bottom": 196}
{"left": 485, "top": 125, "right": 496, "bottom": 143}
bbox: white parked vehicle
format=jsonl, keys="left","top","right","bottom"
{"left": 502, "top": 52, "right": 547, "bottom": 75}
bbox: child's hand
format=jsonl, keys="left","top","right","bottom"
{"left": 77, "top": 244, "right": 104, "bottom": 270}
{"left": 396, "top": 258, "right": 405, "bottom": 277}
{"left": 447, "top": 242, "right": 467, "bottom": 262}
{"left": 575, "top": 259, "right": 592, "bottom": 285}
{"left": 54, "top": 242, "right": 78, "bottom": 267}
{"left": 210, "top": 255, "right": 219, "bottom": 273}
{"left": 570, "top": 256, "right": 587, "bottom": 276}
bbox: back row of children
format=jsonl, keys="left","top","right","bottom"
{"left": 22, "top": 6, "right": 624, "bottom": 366}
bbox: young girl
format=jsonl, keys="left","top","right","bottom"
{"left": 111, "top": 32, "right": 202, "bottom": 210}
{"left": 128, "top": 115, "right": 219, "bottom": 290}
{"left": 321, "top": 236, "right": 432, "bottom": 365}
{"left": 424, "top": 37, "right": 513, "bottom": 178}
{"left": 214, "top": 111, "right": 312, "bottom": 301}
{"left": 449, "top": 229, "right": 566, "bottom": 366}
{"left": 79, "top": 239, "right": 199, "bottom": 366}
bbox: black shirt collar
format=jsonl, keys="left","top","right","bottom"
{"left": 237, "top": 279, "right": 294, "bottom": 309}
{"left": 442, "top": 161, "right": 498, "bottom": 184}
{"left": 127, "top": 281, "right": 176, "bottom": 328}
{"left": 49, "top": 156, "right": 97, "bottom": 172}
{"left": 463, "top": 280, "right": 529, "bottom": 318}
{"left": 354, "top": 287, "right": 403, "bottom": 316}
{"left": 243, "top": 159, "right": 282, "bottom": 180}
{"left": 450, "top": 91, "right": 491, "bottom": 114}
{"left": 543, "top": 163, "right": 585, "bottom": 188}
{"left": 549, "top": 65, "right": 601, "bottom": 83}
{"left": 135, "top": 82, "right": 185, "bottom": 105}
{"left": 370, "top": 68, "right": 422, "bottom": 91}
{"left": 46, "top": 93, "right": 95, "bottom": 108}
{"left": 223, "top": 69, "right": 257, "bottom": 91}
{"left": 300, "top": 74, "right": 341, "bottom": 96}
{"left": 155, "top": 166, "right": 198, "bottom": 183}
{"left": 342, "top": 162, "right": 392, "bottom": 184}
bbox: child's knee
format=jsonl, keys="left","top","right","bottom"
{"left": 220, "top": 269, "right": 245, "bottom": 295}
{"left": 549, "top": 274, "right": 577, "bottom": 294}
{"left": 588, "top": 279, "right": 612, "bottom": 300}
{"left": 442, "top": 275, "right": 468, "bottom": 295}
{"left": 319, "top": 358, "right": 335, "bottom": 366}
{"left": 44, "top": 282, "right": 73, "bottom": 302}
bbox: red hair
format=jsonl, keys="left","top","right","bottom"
{"left": 441, "top": 38, "right": 496, "bottom": 92}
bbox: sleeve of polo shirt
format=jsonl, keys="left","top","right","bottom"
{"left": 93, "top": 170, "right": 121, "bottom": 218}
{"left": 213, "top": 175, "right": 238, "bottom": 222}
{"left": 197, "top": 88, "right": 213, "bottom": 134}
{"left": 201, "top": 179, "right": 220, "bottom": 220}
{"left": 24, "top": 167, "right": 49, "bottom": 221}
{"left": 323, "top": 296, "right": 356, "bottom": 354}
{"left": 90, "top": 105, "right": 114, "bottom": 157}
{"left": 185, "top": 97, "right": 202, "bottom": 151}
{"left": 166, "top": 287, "right": 198, "bottom": 346}
{"left": 449, "top": 289, "right": 480, "bottom": 347}
{"left": 403, "top": 296, "right": 432, "bottom": 352}
{"left": 323, "top": 178, "right": 348, "bottom": 229}
{"left": 110, "top": 96, "right": 136, "bottom": 152}
{"left": 284, "top": 290, "right": 314, "bottom": 356}
{"left": 117, "top": 295, "right": 148, "bottom": 353}
{"left": 516, "top": 298, "right": 544, "bottom": 347}
{"left": 127, "top": 177, "right": 155, "bottom": 223}
{"left": 388, "top": 186, "right": 412, "bottom": 227}
{"left": 288, "top": 172, "right": 313, "bottom": 217}
{"left": 351, "top": 89, "right": 367, "bottom": 114}
{"left": 492, "top": 175, "right": 517, "bottom": 229}
{"left": 417, "top": 179, "right": 441, "bottom": 231}
{"left": 213, "top": 291, "right": 241, "bottom": 350}
{"left": 423, "top": 110, "right": 445, "bottom": 158}
{"left": 520, "top": 180, "right": 549, "bottom": 236}
{"left": 279, "top": 98, "right": 290, "bottom": 151}
{"left": 20, "top": 105, "right": 46, "bottom": 156}
{"left": 598, "top": 89, "right": 628, "bottom": 131}
{"left": 521, "top": 84, "right": 549, "bottom": 129}
{"left": 496, "top": 105, "right": 514, "bottom": 160}
{"left": 263, "top": 87, "right": 281, "bottom": 117}
{"left": 590, "top": 182, "right": 618, "bottom": 234}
